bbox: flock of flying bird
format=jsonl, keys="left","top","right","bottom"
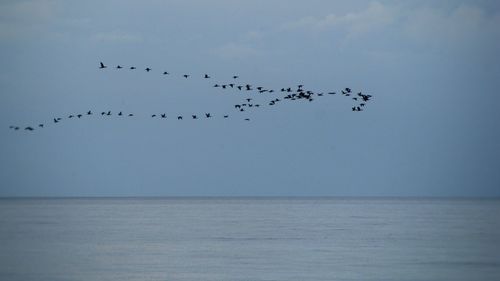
{"left": 8, "top": 61, "right": 373, "bottom": 132}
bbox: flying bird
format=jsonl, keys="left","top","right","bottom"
{"left": 145, "top": 67, "right": 151, "bottom": 72}
{"left": 99, "top": 62, "right": 106, "bottom": 69}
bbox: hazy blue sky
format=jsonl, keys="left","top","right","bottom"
{"left": 1, "top": 0, "right": 499, "bottom": 197}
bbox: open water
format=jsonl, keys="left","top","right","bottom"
{"left": 0, "top": 198, "right": 499, "bottom": 281}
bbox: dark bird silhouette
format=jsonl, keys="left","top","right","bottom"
{"left": 161, "top": 114, "right": 166, "bottom": 118}
{"left": 246, "top": 84, "right": 252, "bottom": 90}
{"left": 345, "top": 88, "right": 351, "bottom": 93}
{"left": 360, "top": 103, "right": 365, "bottom": 107}
{"left": 244, "top": 118, "right": 250, "bottom": 121}
{"left": 240, "top": 108, "right": 245, "bottom": 112}
{"left": 116, "top": 65, "right": 123, "bottom": 69}
{"left": 107, "top": 111, "right": 111, "bottom": 116}
{"left": 183, "top": 74, "right": 189, "bottom": 78}
{"left": 101, "top": 112, "right": 105, "bottom": 115}
{"left": 328, "top": 92, "right": 336, "bottom": 95}
{"left": 163, "top": 71, "right": 169, "bottom": 75}
{"left": 214, "top": 84, "right": 220, "bottom": 87}
{"left": 222, "top": 85, "right": 227, "bottom": 89}
{"left": 54, "top": 118, "right": 59, "bottom": 123}
{"left": 87, "top": 110, "right": 92, "bottom": 115}
{"left": 178, "top": 116, "right": 183, "bottom": 120}
{"left": 25, "top": 127, "right": 34, "bottom": 131}
{"left": 130, "top": 66, "right": 136, "bottom": 70}
{"left": 99, "top": 62, "right": 106, "bottom": 69}
{"left": 235, "top": 104, "right": 241, "bottom": 109}
{"left": 68, "top": 115, "right": 74, "bottom": 118}
{"left": 192, "top": 115, "right": 197, "bottom": 119}
{"left": 77, "top": 114, "right": 82, "bottom": 118}
{"left": 152, "top": 114, "right": 156, "bottom": 117}
{"left": 237, "top": 86, "right": 243, "bottom": 90}
{"left": 118, "top": 111, "right": 123, "bottom": 116}
{"left": 145, "top": 67, "right": 151, "bottom": 72}
{"left": 223, "top": 115, "right": 229, "bottom": 118}
{"left": 205, "top": 113, "right": 211, "bottom": 118}
{"left": 233, "top": 75, "right": 239, "bottom": 79}
{"left": 256, "top": 87, "right": 263, "bottom": 91}
{"left": 39, "top": 124, "right": 44, "bottom": 128}
{"left": 128, "top": 114, "right": 133, "bottom": 116}
{"left": 229, "top": 83, "right": 234, "bottom": 88}
{"left": 246, "top": 98, "right": 252, "bottom": 102}
{"left": 204, "top": 74, "right": 210, "bottom": 78}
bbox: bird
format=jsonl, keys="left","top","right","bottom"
{"left": 38, "top": 124, "right": 44, "bottom": 128}
{"left": 107, "top": 111, "right": 111, "bottom": 116}
{"left": 246, "top": 84, "right": 252, "bottom": 90}
{"left": 183, "top": 74, "right": 189, "bottom": 78}
{"left": 128, "top": 114, "right": 133, "bottom": 116}
{"left": 118, "top": 111, "right": 123, "bottom": 116}
{"left": 53, "top": 118, "right": 59, "bottom": 123}
{"left": 152, "top": 114, "right": 156, "bottom": 117}
{"left": 99, "top": 62, "right": 106, "bottom": 69}
{"left": 229, "top": 83, "right": 234, "bottom": 88}
{"left": 130, "top": 66, "right": 136, "bottom": 70}
{"left": 222, "top": 85, "right": 227, "bottom": 89}
{"left": 177, "top": 116, "right": 183, "bottom": 120}
{"left": 214, "top": 84, "right": 220, "bottom": 87}
{"left": 87, "top": 110, "right": 92, "bottom": 115}
{"left": 163, "top": 71, "right": 169, "bottom": 75}
{"left": 161, "top": 114, "right": 166, "bottom": 118}
{"left": 345, "top": 88, "right": 351, "bottom": 93}
{"left": 77, "top": 114, "right": 82, "bottom": 118}
{"left": 233, "top": 75, "right": 239, "bottom": 79}
{"left": 116, "top": 65, "right": 123, "bottom": 69}
{"left": 68, "top": 115, "right": 74, "bottom": 118}
{"left": 25, "top": 127, "right": 34, "bottom": 131}
{"left": 237, "top": 86, "right": 243, "bottom": 90}
{"left": 223, "top": 115, "right": 229, "bottom": 118}
{"left": 244, "top": 118, "right": 250, "bottom": 121}
{"left": 205, "top": 113, "right": 211, "bottom": 118}
{"left": 246, "top": 98, "right": 252, "bottom": 102}
{"left": 192, "top": 115, "right": 197, "bottom": 119}
{"left": 235, "top": 105, "right": 241, "bottom": 109}
{"left": 204, "top": 74, "right": 210, "bottom": 78}
{"left": 145, "top": 67, "right": 151, "bottom": 72}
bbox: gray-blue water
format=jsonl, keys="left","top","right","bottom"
{"left": 0, "top": 198, "right": 499, "bottom": 281}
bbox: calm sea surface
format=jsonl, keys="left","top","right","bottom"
{"left": 0, "top": 198, "right": 499, "bottom": 281}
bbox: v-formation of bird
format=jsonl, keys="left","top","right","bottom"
{"left": 8, "top": 61, "right": 373, "bottom": 132}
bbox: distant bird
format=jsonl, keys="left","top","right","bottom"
{"left": 128, "top": 114, "right": 133, "bottom": 116}
{"left": 233, "top": 75, "right": 239, "bottom": 79}
{"left": 68, "top": 115, "right": 74, "bottom": 118}
{"left": 130, "top": 66, "right": 136, "bottom": 70}
{"left": 246, "top": 84, "right": 252, "bottom": 91}
{"left": 14, "top": 126, "right": 20, "bottom": 130}
{"left": 237, "top": 86, "right": 242, "bottom": 90}
{"left": 87, "top": 110, "right": 92, "bottom": 115}
{"left": 77, "top": 114, "right": 82, "bottom": 118}
{"left": 246, "top": 98, "right": 252, "bottom": 102}
{"left": 222, "top": 85, "right": 227, "bottom": 89}
{"left": 223, "top": 115, "right": 229, "bottom": 118}
{"left": 99, "top": 62, "right": 106, "bottom": 69}
{"left": 298, "top": 84, "right": 303, "bottom": 89}
{"left": 177, "top": 116, "right": 183, "bottom": 120}
{"left": 54, "top": 118, "right": 59, "bottom": 123}
{"left": 214, "top": 84, "right": 220, "bottom": 87}
{"left": 118, "top": 111, "right": 123, "bottom": 116}
{"left": 116, "top": 65, "right": 123, "bottom": 69}
{"left": 145, "top": 67, "right": 151, "bottom": 72}
{"left": 192, "top": 115, "right": 197, "bottom": 119}
{"left": 256, "top": 87, "right": 263, "bottom": 91}
{"left": 161, "top": 114, "right": 166, "bottom": 118}
{"left": 107, "top": 111, "right": 111, "bottom": 116}
{"left": 152, "top": 114, "right": 156, "bottom": 117}
{"left": 205, "top": 113, "right": 211, "bottom": 118}
{"left": 163, "top": 71, "right": 169, "bottom": 75}
{"left": 235, "top": 104, "right": 241, "bottom": 109}
{"left": 183, "top": 74, "right": 189, "bottom": 78}
{"left": 328, "top": 92, "right": 336, "bottom": 95}
{"left": 25, "top": 127, "right": 34, "bottom": 131}
{"left": 345, "top": 88, "right": 351, "bottom": 93}
{"left": 38, "top": 124, "right": 44, "bottom": 128}
{"left": 204, "top": 74, "right": 210, "bottom": 78}
{"left": 229, "top": 83, "right": 234, "bottom": 88}
{"left": 244, "top": 118, "right": 250, "bottom": 121}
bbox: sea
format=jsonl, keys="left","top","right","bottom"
{"left": 0, "top": 197, "right": 499, "bottom": 281}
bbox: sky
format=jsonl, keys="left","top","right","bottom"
{"left": 0, "top": 0, "right": 499, "bottom": 197}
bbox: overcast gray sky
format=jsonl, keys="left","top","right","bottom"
{"left": 1, "top": 0, "right": 499, "bottom": 197}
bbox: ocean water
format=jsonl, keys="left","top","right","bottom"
{"left": 0, "top": 198, "right": 499, "bottom": 281}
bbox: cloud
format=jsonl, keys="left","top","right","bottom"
{"left": 92, "top": 30, "right": 143, "bottom": 44}
{"left": 212, "top": 42, "right": 260, "bottom": 60}
{"left": 281, "top": 1, "right": 396, "bottom": 36}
